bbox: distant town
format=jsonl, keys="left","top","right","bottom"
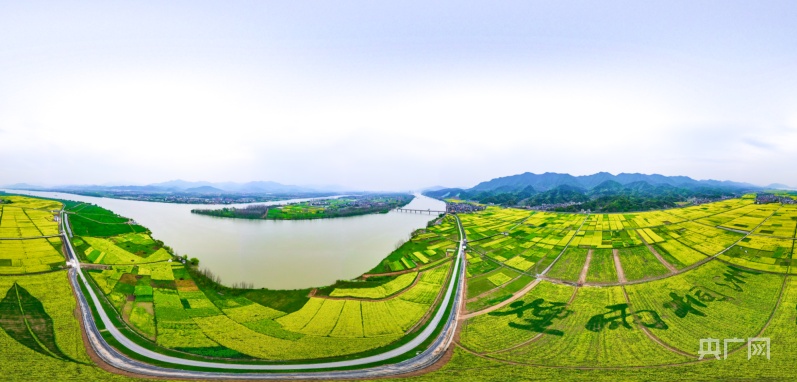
{"left": 38, "top": 189, "right": 338, "bottom": 205}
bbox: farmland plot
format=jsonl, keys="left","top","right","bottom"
{"left": 625, "top": 260, "right": 782, "bottom": 356}
{"left": 494, "top": 286, "right": 690, "bottom": 366}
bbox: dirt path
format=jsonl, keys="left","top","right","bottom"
{"left": 578, "top": 249, "right": 593, "bottom": 285}
{"left": 465, "top": 274, "right": 525, "bottom": 303}
{"left": 460, "top": 279, "right": 541, "bottom": 319}
{"left": 613, "top": 249, "right": 627, "bottom": 283}
{"left": 640, "top": 237, "right": 677, "bottom": 273}
{"left": 619, "top": 285, "right": 692, "bottom": 357}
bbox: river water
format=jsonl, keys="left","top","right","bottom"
{"left": 3, "top": 190, "right": 445, "bottom": 289}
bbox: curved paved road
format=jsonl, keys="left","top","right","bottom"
{"left": 62, "top": 211, "right": 467, "bottom": 379}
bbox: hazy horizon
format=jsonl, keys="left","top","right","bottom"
{"left": 2, "top": 2, "right": 796, "bottom": 189}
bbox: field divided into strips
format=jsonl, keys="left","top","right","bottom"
{"left": 0, "top": 206, "right": 60, "bottom": 238}
{"left": 753, "top": 205, "right": 797, "bottom": 237}
{"left": 719, "top": 234, "right": 793, "bottom": 273}
{"left": 280, "top": 263, "right": 451, "bottom": 339}
{"left": 0, "top": 238, "right": 65, "bottom": 274}
{"left": 491, "top": 285, "right": 690, "bottom": 367}
{"left": 647, "top": 221, "right": 743, "bottom": 268}
{"left": 459, "top": 208, "right": 584, "bottom": 311}
{"left": 77, "top": 236, "right": 171, "bottom": 265}
{"left": 664, "top": 198, "right": 754, "bottom": 221}
{"left": 0, "top": 195, "right": 63, "bottom": 210}
{"left": 697, "top": 203, "right": 780, "bottom": 232}
{"left": 461, "top": 208, "right": 584, "bottom": 275}
{"left": 466, "top": 267, "right": 522, "bottom": 299}
{"left": 329, "top": 272, "right": 417, "bottom": 299}
{"left": 616, "top": 246, "right": 669, "bottom": 281}
{"left": 584, "top": 249, "right": 617, "bottom": 283}
{"left": 369, "top": 215, "right": 458, "bottom": 273}
{"left": 625, "top": 260, "right": 783, "bottom": 356}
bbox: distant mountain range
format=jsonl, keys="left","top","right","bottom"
{"left": 3, "top": 180, "right": 345, "bottom": 194}
{"left": 468, "top": 172, "right": 761, "bottom": 192}
{"left": 424, "top": 172, "right": 769, "bottom": 212}
{"left": 767, "top": 183, "right": 793, "bottom": 190}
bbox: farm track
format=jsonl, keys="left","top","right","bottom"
{"left": 361, "top": 257, "right": 453, "bottom": 280}
{"left": 539, "top": 214, "right": 590, "bottom": 276}
{"left": 613, "top": 249, "right": 627, "bottom": 283}
{"left": 0, "top": 234, "right": 62, "bottom": 240}
{"left": 619, "top": 285, "right": 693, "bottom": 358}
{"left": 535, "top": 206, "right": 783, "bottom": 288}
{"left": 459, "top": 274, "right": 788, "bottom": 371}
{"left": 577, "top": 249, "right": 593, "bottom": 285}
{"left": 459, "top": 212, "right": 587, "bottom": 310}
{"left": 720, "top": 274, "right": 788, "bottom": 360}
{"left": 460, "top": 205, "right": 779, "bottom": 318}
{"left": 67, "top": 212, "right": 135, "bottom": 225}
{"left": 62, "top": 209, "right": 469, "bottom": 379}
{"left": 456, "top": 207, "right": 791, "bottom": 368}
{"left": 464, "top": 273, "right": 529, "bottom": 303}
{"left": 641, "top": 238, "right": 677, "bottom": 273}
{"left": 460, "top": 279, "right": 541, "bottom": 319}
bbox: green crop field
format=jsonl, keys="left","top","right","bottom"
{"left": 0, "top": 238, "right": 65, "bottom": 274}
{"left": 66, "top": 203, "right": 148, "bottom": 237}
{"left": 368, "top": 215, "right": 458, "bottom": 274}
{"left": 0, "top": 206, "right": 60, "bottom": 238}
{"left": 584, "top": 248, "right": 618, "bottom": 283}
{"left": 546, "top": 247, "right": 588, "bottom": 281}
{"left": 616, "top": 245, "right": 670, "bottom": 280}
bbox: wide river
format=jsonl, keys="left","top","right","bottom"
{"left": 4, "top": 190, "right": 445, "bottom": 289}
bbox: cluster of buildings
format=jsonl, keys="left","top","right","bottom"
{"left": 755, "top": 194, "right": 797, "bottom": 205}
{"left": 527, "top": 202, "right": 583, "bottom": 211}
{"left": 446, "top": 202, "right": 486, "bottom": 213}
{"left": 117, "top": 195, "right": 260, "bottom": 204}
{"left": 685, "top": 195, "right": 734, "bottom": 206}
{"left": 308, "top": 197, "right": 394, "bottom": 210}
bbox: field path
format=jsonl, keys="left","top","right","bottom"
{"left": 465, "top": 273, "right": 527, "bottom": 303}
{"left": 639, "top": 236, "right": 677, "bottom": 273}
{"left": 577, "top": 249, "right": 592, "bottom": 285}
{"left": 619, "top": 285, "right": 693, "bottom": 357}
{"left": 0, "top": 235, "right": 62, "bottom": 240}
{"left": 612, "top": 249, "right": 626, "bottom": 283}
{"left": 460, "top": 279, "right": 540, "bottom": 319}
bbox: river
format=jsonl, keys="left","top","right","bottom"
{"left": 3, "top": 190, "right": 445, "bottom": 289}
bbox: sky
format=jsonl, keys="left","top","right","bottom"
{"left": 1, "top": 1, "right": 796, "bottom": 190}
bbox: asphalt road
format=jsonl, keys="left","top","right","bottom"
{"left": 62, "top": 210, "right": 467, "bottom": 379}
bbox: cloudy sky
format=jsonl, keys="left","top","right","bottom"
{"left": 2, "top": 1, "right": 796, "bottom": 190}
